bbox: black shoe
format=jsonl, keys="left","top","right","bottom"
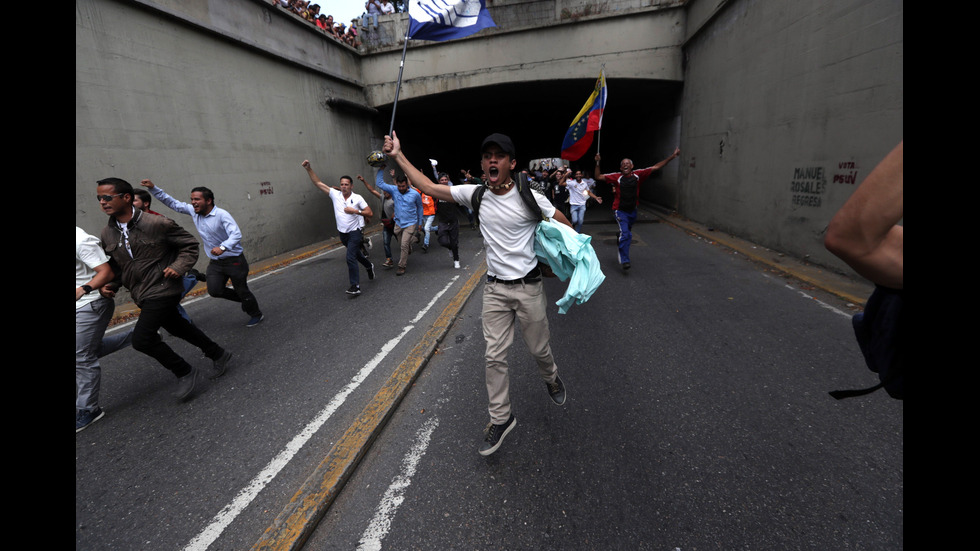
{"left": 246, "top": 315, "right": 264, "bottom": 328}
{"left": 187, "top": 268, "right": 206, "bottom": 282}
{"left": 76, "top": 408, "right": 105, "bottom": 433}
{"left": 546, "top": 375, "right": 567, "bottom": 406}
{"left": 422, "top": 244, "right": 428, "bottom": 253}
{"left": 367, "top": 263, "right": 376, "bottom": 280}
{"left": 346, "top": 285, "right": 362, "bottom": 296}
{"left": 174, "top": 368, "right": 198, "bottom": 400}
{"left": 211, "top": 350, "right": 233, "bottom": 379}
{"left": 479, "top": 415, "right": 517, "bottom": 456}
{"left": 622, "top": 262, "right": 631, "bottom": 270}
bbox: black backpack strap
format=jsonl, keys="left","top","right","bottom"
{"left": 515, "top": 172, "right": 547, "bottom": 221}
{"left": 829, "top": 382, "right": 886, "bottom": 400}
{"left": 471, "top": 185, "right": 487, "bottom": 223}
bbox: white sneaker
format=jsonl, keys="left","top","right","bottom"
{"left": 454, "top": 260, "right": 461, "bottom": 269}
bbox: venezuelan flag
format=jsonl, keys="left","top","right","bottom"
{"left": 561, "top": 69, "right": 607, "bottom": 161}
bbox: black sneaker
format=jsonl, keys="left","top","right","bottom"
{"left": 622, "top": 262, "right": 631, "bottom": 270}
{"left": 479, "top": 415, "right": 517, "bottom": 456}
{"left": 245, "top": 315, "right": 264, "bottom": 328}
{"left": 211, "top": 349, "right": 233, "bottom": 379}
{"left": 546, "top": 375, "right": 567, "bottom": 406}
{"left": 174, "top": 367, "right": 198, "bottom": 400}
{"left": 367, "top": 263, "right": 376, "bottom": 280}
{"left": 346, "top": 285, "right": 362, "bottom": 296}
{"left": 76, "top": 407, "right": 105, "bottom": 433}
{"left": 187, "top": 268, "right": 206, "bottom": 282}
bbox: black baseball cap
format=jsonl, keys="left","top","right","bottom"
{"left": 481, "top": 133, "right": 516, "bottom": 158}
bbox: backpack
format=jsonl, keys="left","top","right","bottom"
{"left": 829, "top": 286, "right": 904, "bottom": 400}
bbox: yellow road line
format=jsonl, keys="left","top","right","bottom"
{"left": 252, "top": 259, "right": 487, "bottom": 551}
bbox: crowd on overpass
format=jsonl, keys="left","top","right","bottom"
{"left": 270, "top": 0, "right": 406, "bottom": 47}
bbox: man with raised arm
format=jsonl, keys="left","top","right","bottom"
{"left": 140, "top": 179, "right": 264, "bottom": 327}
{"left": 594, "top": 147, "right": 680, "bottom": 270}
{"left": 302, "top": 160, "right": 375, "bottom": 296}
{"left": 384, "top": 130, "right": 573, "bottom": 457}
{"left": 369, "top": 165, "right": 423, "bottom": 276}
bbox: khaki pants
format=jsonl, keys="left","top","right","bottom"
{"left": 482, "top": 279, "right": 559, "bottom": 424}
{"left": 393, "top": 224, "right": 417, "bottom": 269}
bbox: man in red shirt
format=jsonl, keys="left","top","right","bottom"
{"left": 594, "top": 148, "right": 679, "bottom": 270}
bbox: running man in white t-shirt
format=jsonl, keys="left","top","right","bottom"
{"left": 302, "top": 160, "right": 375, "bottom": 296}
{"left": 384, "top": 131, "right": 573, "bottom": 456}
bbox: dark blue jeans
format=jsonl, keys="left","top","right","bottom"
{"left": 382, "top": 225, "right": 394, "bottom": 260}
{"left": 340, "top": 229, "right": 372, "bottom": 286}
{"left": 615, "top": 209, "right": 637, "bottom": 264}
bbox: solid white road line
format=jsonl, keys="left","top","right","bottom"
{"left": 183, "top": 273, "right": 460, "bottom": 550}
{"left": 357, "top": 416, "right": 440, "bottom": 551}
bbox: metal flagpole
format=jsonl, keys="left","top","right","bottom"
{"left": 596, "top": 65, "right": 605, "bottom": 158}
{"left": 389, "top": 32, "right": 411, "bottom": 136}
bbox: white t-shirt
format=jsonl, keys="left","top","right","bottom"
{"left": 567, "top": 179, "right": 591, "bottom": 206}
{"left": 451, "top": 184, "right": 555, "bottom": 279}
{"left": 76, "top": 226, "right": 109, "bottom": 310}
{"left": 329, "top": 189, "right": 368, "bottom": 233}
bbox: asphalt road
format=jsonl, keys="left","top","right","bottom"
{"left": 75, "top": 205, "right": 902, "bottom": 550}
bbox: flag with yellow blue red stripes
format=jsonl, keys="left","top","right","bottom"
{"left": 561, "top": 69, "right": 607, "bottom": 161}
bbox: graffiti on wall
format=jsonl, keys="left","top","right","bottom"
{"left": 832, "top": 161, "right": 859, "bottom": 185}
{"left": 790, "top": 166, "right": 826, "bottom": 207}
{"left": 791, "top": 161, "right": 860, "bottom": 208}
{"left": 259, "top": 181, "right": 274, "bottom": 196}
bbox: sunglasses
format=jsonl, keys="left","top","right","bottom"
{"left": 96, "top": 193, "right": 124, "bottom": 202}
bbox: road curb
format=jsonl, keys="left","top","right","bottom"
{"left": 642, "top": 205, "right": 872, "bottom": 307}
{"left": 252, "top": 259, "right": 487, "bottom": 551}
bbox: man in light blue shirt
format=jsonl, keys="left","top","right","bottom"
{"left": 373, "top": 167, "right": 423, "bottom": 276}
{"left": 140, "top": 179, "right": 264, "bottom": 327}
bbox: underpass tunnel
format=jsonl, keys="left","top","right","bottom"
{"left": 372, "top": 78, "right": 683, "bottom": 207}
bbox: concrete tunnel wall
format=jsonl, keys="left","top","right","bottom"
{"left": 678, "top": 0, "right": 903, "bottom": 275}
{"left": 76, "top": 0, "right": 383, "bottom": 274}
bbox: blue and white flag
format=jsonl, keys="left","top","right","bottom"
{"left": 408, "top": 0, "right": 496, "bottom": 42}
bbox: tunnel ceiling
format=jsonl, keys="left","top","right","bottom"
{"left": 369, "top": 78, "right": 682, "bottom": 182}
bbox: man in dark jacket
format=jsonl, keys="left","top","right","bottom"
{"left": 96, "top": 177, "right": 232, "bottom": 400}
